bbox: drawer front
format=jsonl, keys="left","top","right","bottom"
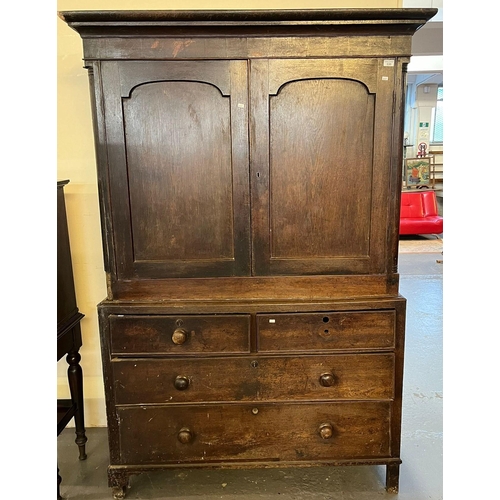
{"left": 109, "top": 314, "right": 251, "bottom": 355}
{"left": 113, "top": 354, "right": 394, "bottom": 404}
{"left": 117, "top": 402, "right": 391, "bottom": 464}
{"left": 257, "top": 310, "right": 395, "bottom": 352}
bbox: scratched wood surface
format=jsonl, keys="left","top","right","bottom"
{"left": 112, "top": 353, "right": 395, "bottom": 405}
{"left": 116, "top": 402, "right": 391, "bottom": 464}
{"left": 61, "top": 8, "right": 437, "bottom": 496}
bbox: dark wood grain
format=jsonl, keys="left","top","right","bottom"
{"left": 388, "top": 59, "right": 410, "bottom": 279}
{"left": 79, "top": 36, "right": 416, "bottom": 62}
{"left": 59, "top": 8, "right": 437, "bottom": 495}
{"left": 73, "top": 15, "right": 414, "bottom": 283}
{"left": 98, "top": 307, "right": 121, "bottom": 464}
{"left": 59, "top": 8, "right": 438, "bottom": 39}
{"left": 98, "top": 60, "right": 250, "bottom": 280}
{"left": 125, "top": 81, "right": 234, "bottom": 261}
{"left": 109, "top": 314, "right": 250, "bottom": 355}
{"left": 59, "top": 9, "right": 438, "bottom": 23}
{"left": 109, "top": 274, "right": 393, "bottom": 301}
{"left": 250, "top": 58, "right": 398, "bottom": 276}
{"left": 99, "top": 296, "right": 405, "bottom": 316}
{"left": 116, "top": 402, "right": 391, "bottom": 464}
{"left": 112, "top": 353, "right": 394, "bottom": 404}
{"left": 390, "top": 299, "right": 407, "bottom": 461}
{"left": 269, "top": 78, "right": 373, "bottom": 259}
{"left": 257, "top": 310, "right": 395, "bottom": 352}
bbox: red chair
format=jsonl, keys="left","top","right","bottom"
{"left": 399, "top": 190, "right": 443, "bottom": 235}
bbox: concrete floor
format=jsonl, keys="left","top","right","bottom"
{"left": 58, "top": 250, "right": 443, "bottom": 500}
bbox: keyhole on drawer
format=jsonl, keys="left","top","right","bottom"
{"left": 251, "top": 360, "right": 259, "bottom": 368}
{"left": 176, "top": 319, "right": 184, "bottom": 327}
{"left": 252, "top": 408, "right": 259, "bottom": 415}
{"left": 324, "top": 329, "right": 330, "bottom": 335}
{"left": 323, "top": 317, "right": 330, "bottom": 323}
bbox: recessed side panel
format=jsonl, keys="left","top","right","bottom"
{"left": 124, "top": 81, "right": 234, "bottom": 262}
{"left": 270, "top": 78, "right": 374, "bottom": 259}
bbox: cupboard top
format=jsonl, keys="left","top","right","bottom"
{"left": 59, "top": 8, "right": 437, "bottom": 37}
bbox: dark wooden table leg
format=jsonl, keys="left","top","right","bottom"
{"left": 386, "top": 463, "right": 400, "bottom": 493}
{"left": 57, "top": 465, "right": 63, "bottom": 500}
{"left": 67, "top": 348, "right": 88, "bottom": 460}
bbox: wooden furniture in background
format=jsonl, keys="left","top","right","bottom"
{"left": 428, "top": 149, "right": 443, "bottom": 192}
{"left": 60, "top": 9, "right": 437, "bottom": 498}
{"left": 57, "top": 180, "right": 87, "bottom": 499}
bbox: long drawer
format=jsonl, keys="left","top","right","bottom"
{"left": 116, "top": 402, "right": 391, "bottom": 464}
{"left": 109, "top": 314, "right": 251, "bottom": 355}
{"left": 112, "top": 353, "right": 394, "bottom": 404}
{"left": 257, "top": 310, "right": 395, "bottom": 352}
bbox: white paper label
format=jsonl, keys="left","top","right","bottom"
{"left": 383, "top": 59, "right": 395, "bottom": 67}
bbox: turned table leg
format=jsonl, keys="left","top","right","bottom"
{"left": 386, "top": 463, "right": 400, "bottom": 493}
{"left": 67, "top": 349, "right": 88, "bottom": 460}
{"left": 57, "top": 465, "right": 62, "bottom": 500}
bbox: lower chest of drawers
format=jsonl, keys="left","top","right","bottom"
{"left": 99, "top": 303, "right": 404, "bottom": 467}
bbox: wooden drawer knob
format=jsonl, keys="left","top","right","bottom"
{"left": 319, "top": 373, "right": 335, "bottom": 387}
{"left": 172, "top": 328, "right": 188, "bottom": 345}
{"left": 319, "top": 423, "right": 333, "bottom": 440}
{"left": 174, "top": 376, "right": 190, "bottom": 391}
{"left": 177, "top": 428, "right": 193, "bottom": 444}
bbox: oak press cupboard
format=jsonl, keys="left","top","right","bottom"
{"left": 60, "top": 8, "right": 437, "bottom": 498}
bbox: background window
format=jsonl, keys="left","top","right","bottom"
{"left": 431, "top": 86, "right": 443, "bottom": 143}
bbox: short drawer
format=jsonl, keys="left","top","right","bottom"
{"left": 117, "top": 402, "right": 391, "bottom": 464}
{"left": 112, "top": 353, "right": 394, "bottom": 404}
{"left": 109, "top": 314, "right": 251, "bottom": 355}
{"left": 257, "top": 310, "right": 395, "bottom": 352}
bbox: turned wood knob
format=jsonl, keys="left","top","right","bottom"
{"left": 174, "top": 376, "right": 190, "bottom": 391}
{"left": 171, "top": 328, "right": 188, "bottom": 345}
{"left": 319, "top": 423, "right": 333, "bottom": 440}
{"left": 177, "top": 428, "right": 193, "bottom": 444}
{"left": 319, "top": 373, "right": 335, "bottom": 387}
